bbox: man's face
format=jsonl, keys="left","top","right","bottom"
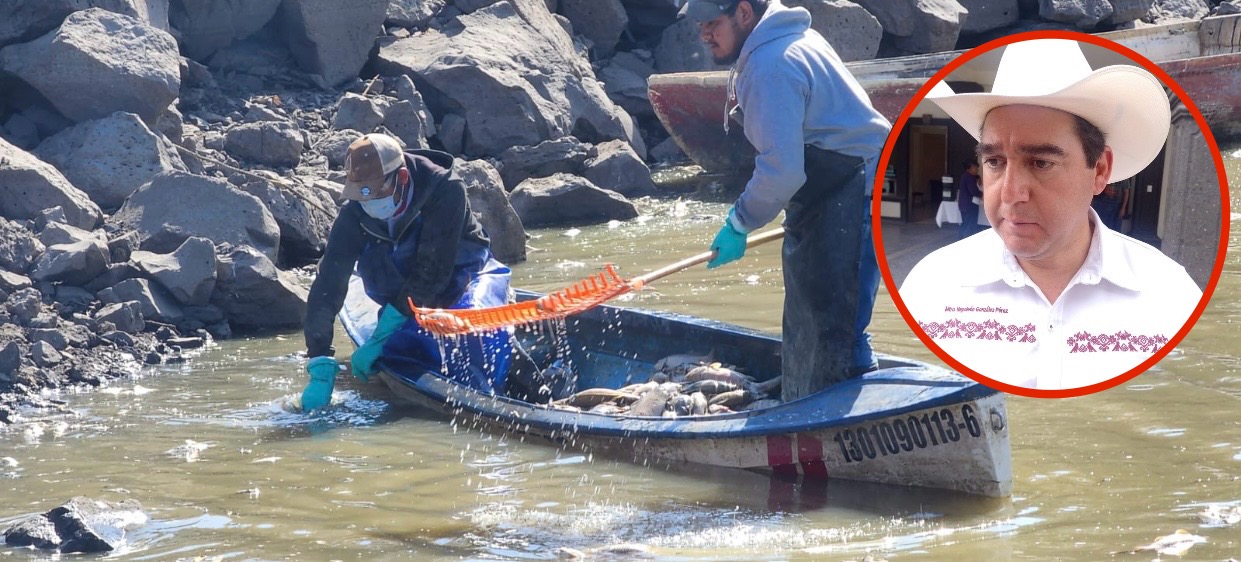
{"left": 698, "top": 4, "right": 747, "bottom": 65}
{"left": 977, "top": 105, "right": 1111, "bottom": 264}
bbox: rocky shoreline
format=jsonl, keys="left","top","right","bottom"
{"left": 0, "top": 0, "right": 1231, "bottom": 428}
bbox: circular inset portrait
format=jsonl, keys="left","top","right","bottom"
{"left": 875, "top": 32, "right": 1228, "bottom": 397}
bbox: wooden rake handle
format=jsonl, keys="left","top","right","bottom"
{"left": 630, "top": 227, "right": 786, "bottom": 289}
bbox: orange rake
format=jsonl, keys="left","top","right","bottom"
{"left": 410, "top": 227, "right": 786, "bottom": 336}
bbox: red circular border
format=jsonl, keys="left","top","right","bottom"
{"left": 871, "top": 29, "right": 1231, "bottom": 399}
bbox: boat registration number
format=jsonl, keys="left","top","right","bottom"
{"left": 831, "top": 404, "right": 983, "bottom": 463}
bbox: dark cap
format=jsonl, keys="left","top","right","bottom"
{"left": 680, "top": 0, "right": 738, "bottom": 21}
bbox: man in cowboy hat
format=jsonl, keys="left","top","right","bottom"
{"left": 684, "top": 0, "right": 892, "bottom": 401}
{"left": 298, "top": 133, "right": 514, "bottom": 411}
{"left": 899, "top": 38, "right": 1202, "bottom": 390}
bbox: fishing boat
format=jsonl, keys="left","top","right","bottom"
{"left": 649, "top": 13, "right": 1241, "bottom": 173}
{"left": 340, "top": 275, "right": 1012, "bottom": 497}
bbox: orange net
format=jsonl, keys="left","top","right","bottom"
{"left": 410, "top": 264, "right": 635, "bottom": 336}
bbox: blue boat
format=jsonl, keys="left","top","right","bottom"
{"left": 340, "top": 275, "right": 1013, "bottom": 497}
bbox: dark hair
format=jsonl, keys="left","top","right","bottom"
{"left": 728, "top": 0, "right": 769, "bottom": 19}
{"left": 1072, "top": 114, "right": 1105, "bottom": 168}
{"left": 962, "top": 159, "right": 977, "bottom": 171}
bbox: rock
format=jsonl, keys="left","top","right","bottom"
{"left": 183, "top": 303, "right": 225, "bottom": 324}
{"left": 0, "top": 9, "right": 180, "bottom": 126}
{"left": 383, "top": 100, "right": 432, "bottom": 149}
{"left": 316, "top": 129, "right": 364, "bottom": 169}
{"left": 388, "top": 0, "right": 448, "bottom": 27}
{"left": 0, "top": 271, "right": 33, "bottom": 293}
{"left": 851, "top": 0, "right": 966, "bottom": 54}
{"left": 29, "top": 225, "right": 110, "bottom": 286}
{"left": 510, "top": 173, "right": 638, "bottom": 227}
{"left": 389, "top": 74, "right": 438, "bottom": 137}
{"left": 223, "top": 121, "right": 303, "bottom": 168}
{"left": 0, "top": 217, "right": 45, "bottom": 274}
{"left": 83, "top": 262, "right": 144, "bottom": 294}
{"left": 783, "top": 0, "right": 884, "bottom": 61}
{"left": 34, "top": 112, "right": 186, "bottom": 211}
{"left": 653, "top": 17, "right": 728, "bottom": 73}
{"left": 94, "top": 300, "right": 145, "bottom": 334}
{"left": 2, "top": 113, "right": 41, "bottom": 150}
{"left": 1, "top": 0, "right": 167, "bottom": 49}
{"left": 130, "top": 237, "right": 217, "bottom": 305}
{"left": 108, "top": 231, "right": 141, "bottom": 263}
{"left": 0, "top": 138, "right": 103, "bottom": 230}
{"left": 31, "top": 329, "right": 69, "bottom": 352}
{"left": 332, "top": 93, "right": 384, "bottom": 132}
{"left": 63, "top": 324, "right": 94, "bottom": 348}
{"left": 0, "top": 341, "right": 21, "bottom": 376}
{"left": 582, "top": 140, "right": 657, "bottom": 196}
{"left": 3, "top": 497, "right": 147, "bottom": 553}
{"left": 957, "top": 0, "right": 1019, "bottom": 32}
{"left": 110, "top": 172, "right": 281, "bottom": 262}
{"left": 598, "top": 58, "right": 652, "bottom": 118}
{"left": 238, "top": 179, "right": 335, "bottom": 265}
{"left": 497, "top": 137, "right": 593, "bottom": 189}
{"left": 168, "top": 0, "right": 282, "bottom": 60}
{"left": 455, "top": 159, "right": 527, "bottom": 263}
{"left": 1039, "top": 0, "right": 1114, "bottom": 27}
{"left": 53, "top": 285, "right": 96, "bottom": 313}
{"left": 560, "top": 0, "right": 627, "bottom": 57}
{"left": 375, "top": 0, "right": 629, "bottom": 157}
{"left": 97, "top": 278, "right": 183, "bottom": 323}
{"left": 437, "top": 114, "right": 466, "bottom": 155}
{"left": 1146, "top": 0, "right": 1208, "bottom": 21}
{"left": 210, "top": 246, "right": 307, "bottom": 329}
{"left": 244, "top": 105, "right": 286, "bottom": 123}
{"left": 277, "top": 0, "right": 390, "bottom": 88}
{"left": 31, "top": 341, "right": 63, "bottom": 367}
{"left": 648, "top": 135, "right": 686, "bottom": 163}
{"left": 6, "top": 288, "right": 44, "bottom": 326}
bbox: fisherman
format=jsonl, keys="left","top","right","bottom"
{"left": 299, "top": 133, "right": 513, "bottom": 411}
{"left": 684, "top": 0, "right": 892, "bottom": 401}
{"left": 900, "top": 39, "right": 1202, "bottom": 390}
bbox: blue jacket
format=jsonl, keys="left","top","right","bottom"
{"left": 730, "top": 0, "right": 892, "bottom": 231}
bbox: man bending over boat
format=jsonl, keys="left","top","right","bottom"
{"left": 685, "top": 0, "right": 891, "bottom": 401}
{"left": 299, "top": 133, "right": 513, "bottom": 411}
{"left": 899, "top": 39, "right": 1202, "bottom": 390}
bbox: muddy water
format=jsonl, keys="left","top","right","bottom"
{"left": 1, "top": 160, "right": 1240, "bottom": 561}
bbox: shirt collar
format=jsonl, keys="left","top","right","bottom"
{"left": 958, "top": 208, "right": 1142, "bottom": 292}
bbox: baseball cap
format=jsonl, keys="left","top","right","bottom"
{"left": 680, "top": 0, "right": 738, "bottom": 21}
{"left": 342, "top": 133, "right": 405, "bottom": 201}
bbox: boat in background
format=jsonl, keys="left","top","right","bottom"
{"left": 340, "top": 275, "right": 1012, "bottom": 497}
{"left": 650, "top": 14, "right": 1241, "bottom": 173}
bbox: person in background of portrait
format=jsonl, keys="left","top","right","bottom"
{"left": 898, "top": 38, "right": 1202, "bottom": 391}
{"left": 1091, "top": 176, "right": 1134, "bottom": 232}
{"left": 957, "top": 159, "right": 982, "bottom": 239}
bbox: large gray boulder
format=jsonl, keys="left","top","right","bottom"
{"left": 653, "top": 17, "right": 728, "bottom": 73}
{"left": 455, "top": 159, "right": 527, "bottom": 263}
{"left": 957, "top": 0, "right": 1019, "bottom": 32}
{"left": 97, "top": 277, "right": 183, "bottom": 323}
{"left": 559, "top": 0, "right": 628, "bottom": 57}
{"left": 1105, "top": 0, "right": 1156, "bottom": 22}
{"left": 110, "top": 172, "right": 281, "bottom": 262}
{"left": 582, "top": 140, "right": 657, "bottom": 197}
{"left": 785, "top": 0, "right": 883, "bottom": 61}
{"left": 1, "top": 0, "right": 169, "bottom": 48}
{"left": 277, "top": 0, "right": 390, "bottom": 88}
{"left": 130, "top": 236, "right": 217, "bottom": 305}
{"left": 509, "top": 173, "right": 638, "bottom": 227}
{"left": 0, "top": 138, "right": 103, "bottom": 230}
{"left": 375, "top": 0, "right": 630, "bottom": 157}
{"left": 1039, "top": 0, "right": 1115, "bottom": 27}
{"left": 0, "top": 9, "right": 180, "bottom": 125}
{"left": 598, "top": 53, "right": 653, "bottom": 118}
{"left": 238, "top": 178, "right": 335, "bottom": 265}
{"left": 383, "top": 100, "right": 432, "bottom": 149}
{"left": 852, "top": 0, "right": 966, "bottom": 54}
{"left": 388, "top": 0, "right": 448, "bottom": 28}
{"left": 210, "top": 245, "right": 307, "bottom": 329}
{"left": 2, "top": 497, "right": 147, "bottom": 554}
{"left": 29, "top": 224, "right": 110, "bottom": 286}
{"left": 34, "top": 112, "right": 186, "bottom": 211}
{"left": 1146, "top": 0, "right": 1208, "bottom": 21}
{"left": 332, "top": 93, "right": 384, "bottom": 132}
{"left": 497, "top": 137, "right": 593, "bottom": 189}
{"left": 0, "top": 217, "right": 45, "bottom": 274}
{"left": 168, "top": 0, "right": 282, "bottom": 60}
{"left": 223, "top": 121, "right": 304, "bottom": 168}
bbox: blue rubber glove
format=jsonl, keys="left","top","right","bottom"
{"left": 707, "top": 208, "right": 749, "bottom": 269}
{"left": 301, "top": 356, "right": 339, "bottom": 412}
{"left": 350, "top": 304, "right": 409, "bottom": 382}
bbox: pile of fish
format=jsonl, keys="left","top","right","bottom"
{"left": 548, "top": 352, "right": 781, "bottom": 418}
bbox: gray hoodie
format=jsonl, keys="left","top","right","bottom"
{"left": 729, "top": 0, "right": 891, "bottom": 232}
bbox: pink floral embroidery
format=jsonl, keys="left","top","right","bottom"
{"left": 920, "top": 318, "right": 1037, "bottom": 343}
{"left": 1067, "top": 331, "right": 1168, "bottom": 353}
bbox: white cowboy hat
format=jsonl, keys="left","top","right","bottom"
{"left": 927, "top": 38, "right": 1170, "bottom": 183}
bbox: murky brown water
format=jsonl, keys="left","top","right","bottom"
{"left": 2, "top": 158, "right": 1239, "bottom": 560}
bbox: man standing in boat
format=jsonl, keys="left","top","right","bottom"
{"left": 899, "top": 39, "right": 1202, "bottom": 390}
{"left": 299, "top": 133, "right": 513, "bottom": 411}
{"left": 685, "top": 0, "right": 892, "bottom": 400}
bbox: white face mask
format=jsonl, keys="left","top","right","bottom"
{"left": 360, "top": 195, "right": 398, "bottom": 220}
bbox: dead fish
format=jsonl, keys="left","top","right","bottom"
{"left": 754, "top": 375, "right": 782, "bottom": 394}
{"left": 682, "top": 379, "right": 740, "bottom": 396}
{"left": 648, "top": 372, "right": 669, "bottom": 383}
{"left": 654, "top": 351, "right": 713, "bottom": 372}
{"left": 619, "top": 381, "right": 658, "bottom": 396}
{"left": 557, "top": 388, "right": 639, "bottom": 409}
{"left": 707, "top": 404, "right": 733, "bottom": 415}
{"left": 690, "top": 392, "right": 708, "bottom": 415}
{"left": 685, "top": 363, "right": 754, "bottom": 386}
{"left": 592, "top": 543, "right": 654, "bottom": 559}
{"left": 1199, "top": 503, "right": 1241, "bottom": 526}
{"left": 549, "top": 403, "right": 582, "bottom": 412}
{"left": 742, "top": 398, "right": 782, "bottom": 411}
{"left": 628, "top": 383, "right": 679, "bottom": 417}
{"left": 708, "top": 389, "right": 753, "bottom": 408}
{"left": 1113, "top": 529, "right": 1207, "bottom": 557}
{"left": 589, "top": 403, "right": 624, "bottom": 415}
{"left": 556, "top": 546, "right": 587, "bottom": 560}
{"left": 670, "top": 394, "right": 694, "bottom": 416}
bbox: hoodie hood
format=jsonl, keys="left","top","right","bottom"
{"left": 736, "top": 0, "right": 811, "bottom": 73}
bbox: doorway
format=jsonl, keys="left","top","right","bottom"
{"left": 908, "top": 125, "right": 948, "bottom": 223}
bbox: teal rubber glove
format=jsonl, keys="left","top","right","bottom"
{"left": 301, "top": 356, "right": 339, "bottom": 412}
{"left": 707, "top": 208, "right": 749, "bottom": 269}
{"left": 350, "top": 304, "right": 409, "bottom": 382}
